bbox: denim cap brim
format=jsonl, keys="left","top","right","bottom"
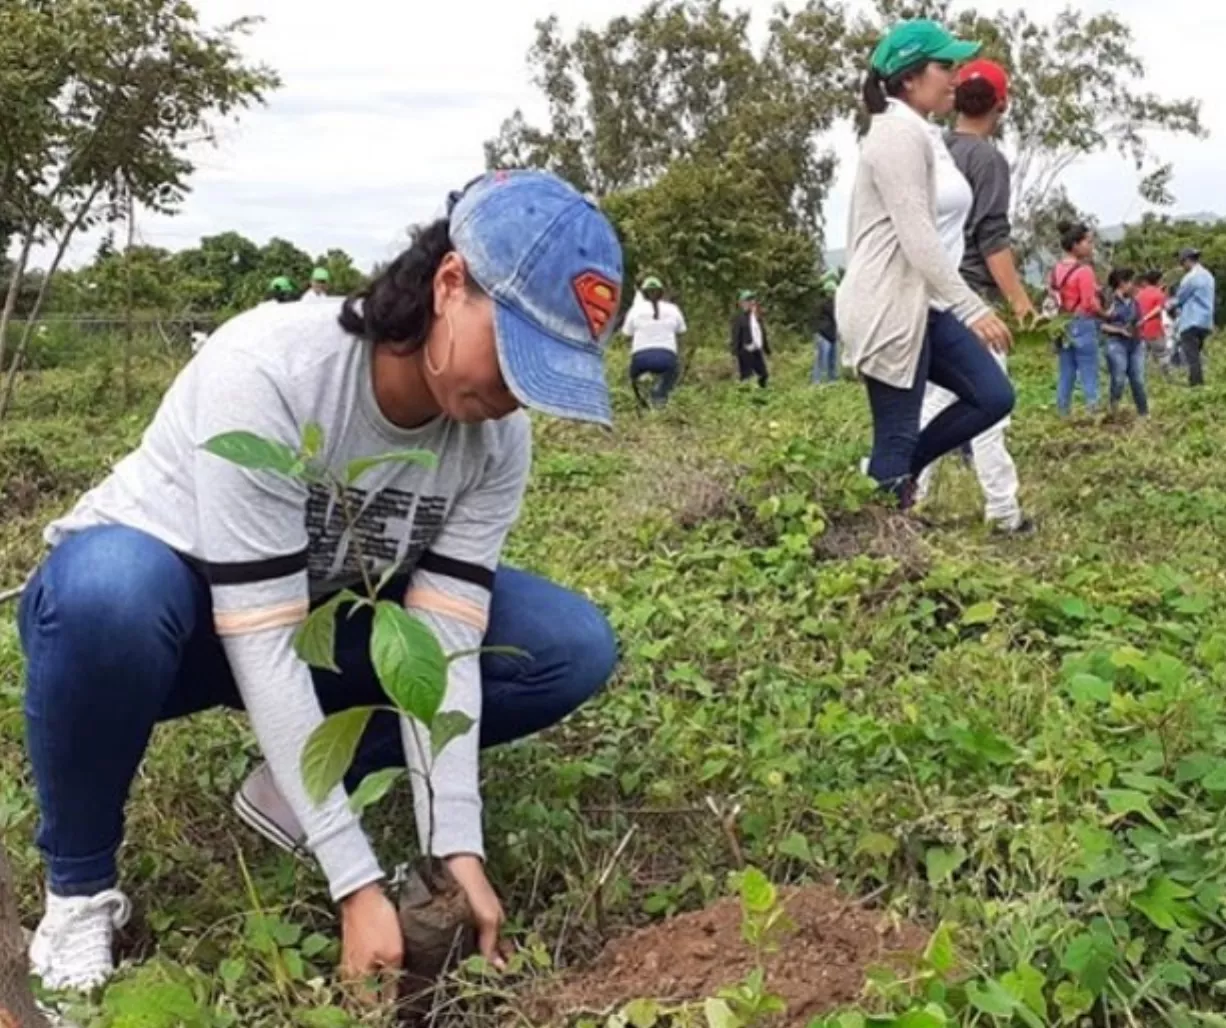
{"left": 494, "top": 300, "right": 612, "bottom": 427}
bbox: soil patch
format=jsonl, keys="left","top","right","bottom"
{"left": 532, "top": 884, "right": 927, "bottom": 1026}
{"left": 815, "top": 507, "right": 929, "bottom": 574}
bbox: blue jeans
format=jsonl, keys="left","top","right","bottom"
{"left": 629, "top": 347, "right": 679, "bottom": 406}
{"left": 1057, "top": 316, "right": 1101, "bottom": 415}
{"left": 19, "top": 525, "right": 618, "bottom": 897}
{"left": 811, "top": 335, "right": 838, "bottom": 384}
{"left": 863, "top": 309, "right": 1015, "bottom": 497}
{"left": 1104, "top": 336, "right": 1149, "bottom": 415}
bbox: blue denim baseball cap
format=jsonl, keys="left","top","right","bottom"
{"left": 448, "top": 170, "right": 624, "bottom": 426}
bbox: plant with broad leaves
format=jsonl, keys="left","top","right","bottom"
{"left": 203, "top": 422, "right": 473, "bottom": 858}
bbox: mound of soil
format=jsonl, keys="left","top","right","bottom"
{"left": 533, "top": 884, "right": 927, "bottom": 1026}
{"left": 815, "top": 507, "right": 929, "bottom": 573}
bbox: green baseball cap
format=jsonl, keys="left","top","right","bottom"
{"left": 641, "top": 275, "right": 664, "bottom": 291}
{"left": 312, "top": 267, "right": 331, "bottom": 283}
{"left": 739, "top": 289, "right": 757, "bottom": 302}
{"left": 871, "top": 20, "right": 980, "bottom": 78}
{"left": 269, "top": 275, "right": 295, "bottom": 293}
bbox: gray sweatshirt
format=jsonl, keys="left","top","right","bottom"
{"left": 47, "top": 299, "right": 531, "bottom": 901}
{"left": 836, "top": 101, "right": 990, "bottom": 389}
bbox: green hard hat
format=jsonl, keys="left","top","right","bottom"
{"left": 312, "top": 267, "right": 331, "bottom": 283}
{"left": 269, "top": 275, "right": 295, "bottom": 293}
{"left": 738, "top": 289, "right": 757, "bottom": 302}
{"left": 641, "top": 275, "right": 664, "bottom": 291}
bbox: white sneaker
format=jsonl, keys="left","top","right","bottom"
{"left": 29, "top": 889, "right": 131, "bottom": 991}
{"left": 233, "top": 763, "right": 307, "bottom": 857}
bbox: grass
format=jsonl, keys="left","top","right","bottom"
{"left": 4, "top": 331, "right": 1226, "bottom": 1027}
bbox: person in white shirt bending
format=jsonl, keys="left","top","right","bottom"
{"left": 623, "top": 276, "right": 687, "bottom": 408}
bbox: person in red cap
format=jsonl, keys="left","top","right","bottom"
{"left": 914, "top": 56, "right": 1036, "bottom": 534}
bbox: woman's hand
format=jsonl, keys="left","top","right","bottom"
{"left": 971, "top": 311, "right": 1013, "bottom": 354}
{"left": 446, "top": 854, "right": 508, "bottom": 970}
{"left": 340, "top": 883, "right": 404, "bottom": 984}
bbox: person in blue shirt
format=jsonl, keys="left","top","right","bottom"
{"left": 1101, "top": 268, "right": 1149, "bottom": 417}
{"left": 1170, "top": 247, "right": 1216, "bottom": 387}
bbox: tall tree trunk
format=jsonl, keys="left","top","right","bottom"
{"left": 0, "top": 233, "right": 35, "bottom": 380}
{"left": 0, "top": 846, "right": 49, "bottom": 1028}
{"left": 0, "top": 188, "right": 101, "bottom": 421}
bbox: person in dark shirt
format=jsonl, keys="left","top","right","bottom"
{"left": 1102, "top": 267, "right": 1149, "bottom": 416}
{"left": 916, "top": 59, "right": 1033, "bottom": 534}
{"left": 811, "top": 273, "right": 840, "bottom": 384}
{"left": 730, "top": 290, "right": 770, "bottom": 388}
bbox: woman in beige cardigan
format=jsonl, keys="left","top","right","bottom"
{"left": 836, "top": 20, "right": 1014, "bottom": 509}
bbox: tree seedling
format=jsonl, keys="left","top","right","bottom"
{"left": 204, "top": 424, "right": 481, "bottom": 993}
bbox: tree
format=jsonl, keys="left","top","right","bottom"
{"left": 0, "top": 0, "right": 280, "bottom": 418}
{"left": 1112, "top": 215, "right": 1226, "bottom": 323}
{"left": 846, "top": 0, "right": 1204, "bottom": 269}
{"left": 603, "top": 146, "right": 822, "bottom": 331}
{"left": 485, "top": 0, "right": 851, "bottom": 234}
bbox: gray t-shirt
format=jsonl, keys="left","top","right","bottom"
{"left": 47, "top": 299, "right": 531, "bottom": 901}
{"left": 944, "top": 131, "right": 1013, "bottom": 300}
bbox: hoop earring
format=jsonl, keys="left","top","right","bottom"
{"left": 426, "top": 311, "right": 456, "bottom": 377}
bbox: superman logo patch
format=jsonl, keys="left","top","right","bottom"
{"left": 572, "top": 271, "right": 620, "bottom": 341}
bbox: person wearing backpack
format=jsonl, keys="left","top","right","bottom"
{"left": 1050, "top": 222, "right": 1102, "bottom": 415}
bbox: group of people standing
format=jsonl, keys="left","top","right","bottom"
{"left": 836, "top": 18, "right": 1216, "bottom": 534}
{"left": 1050, "top": 224, "right": 1215, "bottom": 418}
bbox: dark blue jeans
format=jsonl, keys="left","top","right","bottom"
{"left": 629, "top": 347, "right": 679, "bottom": 406}
{"left": 19, "top": 525, "right": 618, "bottom": 897}
{"left": 1104, "top": 336, "right": 1149, "bottom": 415}
{"left": 864, "top": 309, "right": 1015, "bottom": 497}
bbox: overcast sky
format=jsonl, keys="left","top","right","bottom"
{"left": 52, "top": 0, "right": 1225, "bottom": 269}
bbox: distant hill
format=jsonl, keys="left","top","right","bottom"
{"left": 823, "top": 211, "right": 1223, "bottom": 269}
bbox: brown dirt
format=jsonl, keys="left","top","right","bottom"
{"left": 814, "top": 507, "right": 930, "bottom": 575}
{"left": 531, "top": 884, "right": 928, "bottom": 1026}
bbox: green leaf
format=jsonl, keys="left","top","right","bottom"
{"left": 301, "top": 707, "right": 375, "bottom": 804}
{"left": 348, "top": 767, "right": 405, "bottom": 814}
{"left": 203, "top": 431, "right": 299, "bottom": 475}
{"left": 853, "top": 831, "right": 897, "bottom": 860}
{"left": 704, "top": 997, "right": 744, "bottom": 1028}
{"left": 102, "top": 976, "right": 201, "bottom": 1026}
{"left": 371, "top": 601, "right": 447, "bottom": 727}
{"left": 1067, "top": 672, "right": 1112, "bottom": 705}
{"left": 297, "top": 1007, "right": 354, "bottom": 1028}
{"left": 219, "top": 956, "right": 246, "bottom": 991}
{"left": 622, "top": 998, "right": 662, "bottom": 1028}
{"left": 1131, "top": 875, "right": 1200, "bottom": 931}
{"left": 294, "top": 590, "right": 360, "bottom": 672}
{"left": 1101, "top": 788, "right": 1167, "bottom": 832}
{"left": 345, "top": 449, "right": 438, "bottom": 485}
{"left": 923, "top": 922, "right": 956, "bottom": 976}
{"left": 966, "top": 978, "right": 1019, "bottom": 1018}
{"left": 301, "top": 932, "right": 331, "bottom": 959}
{"left": 778, "top": 831, "right": 813, "bottom": 864}
{"left": 1001, "top": 961, "right": 1048, "bottom": 1020}
{"left": 961, "top": 600, "right": 999, "bottom": 626}
{"left": 1061, "top": 931, "right": 1117, "bottom": 995}
{"left": 1202, "top": 764, "right": 1226, "bottom": 792}
{"left": 301, "top": 421, "right": 324, "bottom": 459}
{"left": 738, "top": 865, "right": 776, "bottom": 915}
{"left": 925, "top": 845, "right": 967, "bottom": 887}
{"left": 893, "top": 1005, "right": 948, "bottom": 1028}
{"left": 1053, "top": 982, "right": 1095, "bottom": 1023}
{"left": 430, "top": 710, "right": 475, "bottom": 756}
